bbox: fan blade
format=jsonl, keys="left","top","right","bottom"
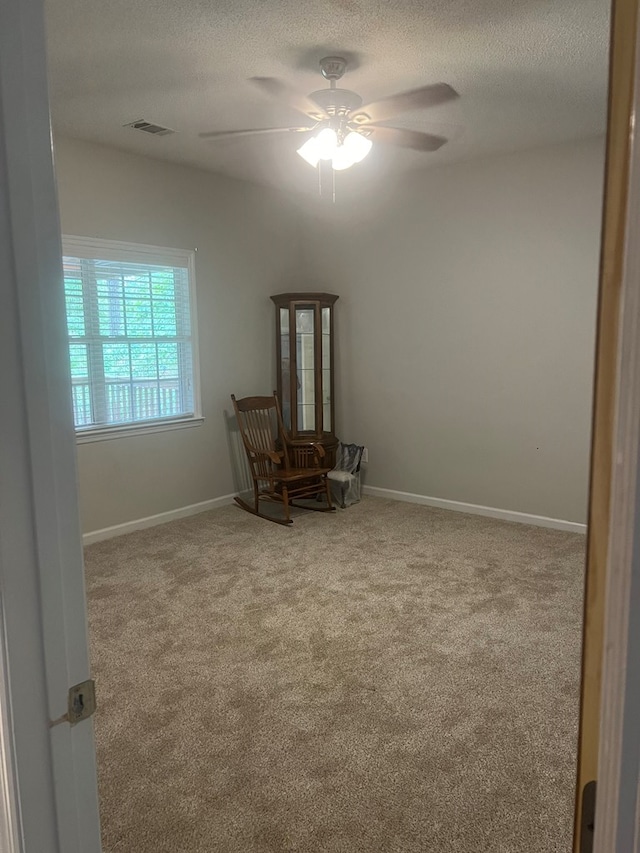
{"left": 368, "top": 125, "right": 448, "bottom": 152}
{"left": 351, "top": 83, "right": 458, "bottom": 125}
{"left": 199, "top": 126, "right": 313, "bottom": 140}
{"left": 250, "top": 77, "right": 328, "bottom": 121}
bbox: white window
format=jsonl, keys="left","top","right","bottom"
{"left": 62, "top": 237, "right": 201, "bottom": 440}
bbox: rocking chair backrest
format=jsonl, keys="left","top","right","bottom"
{"left": 231, "top": 394, "right": 290, "bottom": 480}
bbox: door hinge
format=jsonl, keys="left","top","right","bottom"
{"left": 580, "top": 780, "right": 597, "bottom": 853}
{"left": 50, "top": 679, "right": 97, "bottom": 728}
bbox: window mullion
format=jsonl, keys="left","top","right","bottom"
{"left": 176, "top": 271, "right": 192, "bottom": 414}
{"left": 83, "top": 259, "right": 107, "bottom": 425}
{"left": 177, "top": 342, "right": 189, "bottom": 414}
{"left": 148, "top": 270, "right": 162, "bottom": 419}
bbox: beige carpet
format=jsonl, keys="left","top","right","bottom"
{"left": 84, "top": 496, "right": 585, "bottom": 853}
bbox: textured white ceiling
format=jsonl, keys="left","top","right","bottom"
{"left": 45, "top": 0, "right": 610, "bottom": 195}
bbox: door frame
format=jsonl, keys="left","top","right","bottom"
{"left": 573, "top": 0, "right": 640, "bottom": 850}
{"left": 0, "top": 0, "right": 102, "bottom": 848}
{"left": 594, "top": 110, "right": 640, "bottom": 848}
{"left": 581, "top": 0, "right": 640, "bottom": 848}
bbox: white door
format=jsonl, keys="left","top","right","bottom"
{"left": 0, "top": 0, "right": 102, "bottom": 848}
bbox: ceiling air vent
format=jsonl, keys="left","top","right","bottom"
{"left": 124, "top": 119, "right": 175, "bottom": 137}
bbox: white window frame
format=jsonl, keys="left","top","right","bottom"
{"left": 62, "top": 236, "right": 203, "bottom": 442}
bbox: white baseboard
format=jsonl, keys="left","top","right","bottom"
{"left": 83, "top": 494, "right": 237, "bottom": 545}
{"left": 362, "top": 485, "right": 587, "bottom": 534}
{"left": 83, "top": 487, "right": 586, "bottom": 544}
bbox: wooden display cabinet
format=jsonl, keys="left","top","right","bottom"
{"left": 271, "top": 292, "right": 339, "bottom": 466}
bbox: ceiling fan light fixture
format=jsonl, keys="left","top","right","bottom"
{"left": 343, "top": 131, "right": 373, "bottom": 163}
{"left": 297, "top": 136, "right": 320, "bottom": 167}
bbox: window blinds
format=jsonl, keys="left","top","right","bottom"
{"left": 63, "top": 250, "right": 196, "bottom": 431}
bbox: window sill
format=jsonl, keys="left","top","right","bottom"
{"left": 75, "top": 416, "right": 205, "bottom": 444}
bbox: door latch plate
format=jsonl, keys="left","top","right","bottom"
{"left": 67, "top": 679, "right": 96, "bottom": 726}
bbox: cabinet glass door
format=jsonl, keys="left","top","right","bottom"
{"left": 279, "top": 307, "right": 291, "bottom": 429}
{"left": 296, "top": 306, "right": 315, "bottom": 432}
{"left": 322, "top": 307, "right": 331, "bottom": 431}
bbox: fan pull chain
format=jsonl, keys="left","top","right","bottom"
{"left": 317, "top": 160, "right": 336, "bottom": 203}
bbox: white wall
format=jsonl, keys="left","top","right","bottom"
{"left": 302, "top": 137, "right": 605, "bottom": 523}
{"left": 56, "top": 136, "right": 604, "bottom": 531}
{"left": 54, "top": 137, "right": 301, "bottom": 534}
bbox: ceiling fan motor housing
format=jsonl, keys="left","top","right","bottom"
{"left": 309, "top": 88, "right": 363, "bottom": 116}
{"left": 309, "top": 88, "right": 366, "bottom": 142}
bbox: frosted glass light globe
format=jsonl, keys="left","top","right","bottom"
{"left": 315, "top": 127, "right": 338, "bottom": 160}
{"left": 331, "top": 146, "right": 356, "bottom": 171}
{"left": 297, "top": 137, "right": 320, "bottom": 167}
{"left": 343, "top": 131, "right": 372, "bottom": 163}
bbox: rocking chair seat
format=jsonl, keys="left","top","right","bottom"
{"left": 263, "top": 466, "right": 331, "bottom": 482}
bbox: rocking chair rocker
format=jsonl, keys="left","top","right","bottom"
{"left": 231, "top": 393, "right": 335, "bottom": 525}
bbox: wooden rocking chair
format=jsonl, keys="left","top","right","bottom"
{"left": 231, "top": 393, "right": 335, "bottom": 525}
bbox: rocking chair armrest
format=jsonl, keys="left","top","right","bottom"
{"left": 310, "top": 442, "right": 326, "bottom": 459}
{"left": 245, "top": 443, "right": 283, "bottom": 465}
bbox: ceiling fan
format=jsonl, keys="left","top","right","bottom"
{"left": 199, "top": 56, "right": 459, "bottom": 172}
